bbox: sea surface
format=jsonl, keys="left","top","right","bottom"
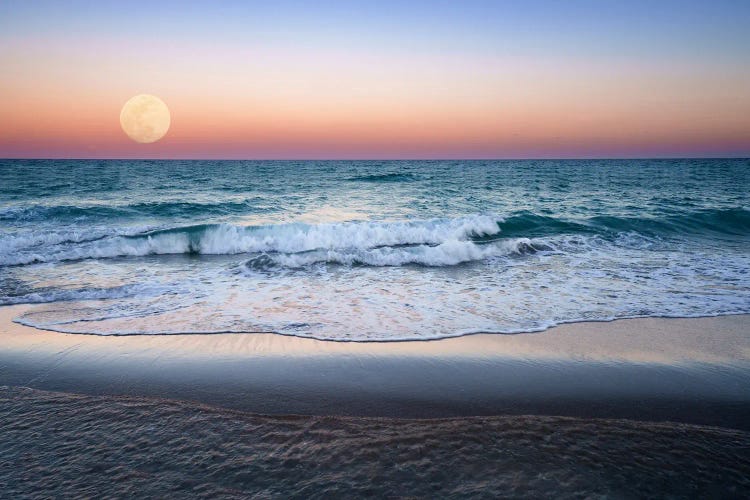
{"left": 1, "top": 159, "right": 749, "bottom": 340}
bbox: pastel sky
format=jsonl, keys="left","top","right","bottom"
{"left": 1, "top": 0, "right": 749, "bottom": 159}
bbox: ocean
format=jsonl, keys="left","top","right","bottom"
{"left": 1, "top": 159, "right": 749, "bottom": 340}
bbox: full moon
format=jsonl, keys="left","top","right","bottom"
{"left": 119, "top": 94, "right": 171, "bottom": 143}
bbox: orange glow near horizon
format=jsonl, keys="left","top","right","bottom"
{"left": 2, "top": 25, "right": 749, "bottom": 158}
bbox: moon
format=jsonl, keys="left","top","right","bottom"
{"left": 119, "top": 94, "right": 171, "bottom": 143}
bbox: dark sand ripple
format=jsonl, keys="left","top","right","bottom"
{"left": 2, "top": 386, "right": 749, "bottom": 498}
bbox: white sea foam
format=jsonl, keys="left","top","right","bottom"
{"left": 0, "top": 283, "right": 163, "bottom": 306}
{"left": 255, "top": 238, "right": 547, "bottom": 268}
{"left": 4, "top": 214, "right": 750, "bottom": 341}
{"left": 0, "top": 215, "right": 503, "bottom": 266}
{"left": 12, "top": 240, "right": 750, "bottom": 339}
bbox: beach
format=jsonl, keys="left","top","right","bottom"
{"left": 4, "top": 387, "right": 750, "bottom": 498}
{"left": 2, "top": 307, "right": 750, "bottom": 496}
{"left": 3, "top": 0, "right": 750, "bottom": 493}
{"left": 1, "top": 159, "right": 749, "bottom": 496}
{"left": 2, "top": 306, "right": 749, "bottom": 427}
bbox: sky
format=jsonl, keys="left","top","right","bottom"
{"left": 1, "top": 0, "right": 749, "bottom": 159}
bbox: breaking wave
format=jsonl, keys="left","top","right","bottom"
{"left": 1, "top": 215, "right": 502, "bottom": 266}
{"left": 245, "top": 239, "right": 550, "bottom": 269}
{"left": 2, "top": 209, "right": 748, "bottom": 267}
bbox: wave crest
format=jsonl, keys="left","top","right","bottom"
{"left": 3, "top": 208, "right": 747, "bottom": 267}
{"left": 246, "top": 238, "right": 551, "bottom": 269}
{"left": 1, "top": 215, "right": 502, "bottom": 266}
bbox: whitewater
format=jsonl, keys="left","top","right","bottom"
{"left": 1, "top": 159, "right": 749, "bottom": 340}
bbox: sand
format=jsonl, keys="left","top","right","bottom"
{"left": 3, "top": 385, "right": 749, "bottom": 498}
{"left": 1, "top": 305, "right": 749, "bottom": 428}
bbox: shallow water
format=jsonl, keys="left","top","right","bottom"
{"left": 1, "top": 386, "right": 748, "bottom": 498}
{"left": 1, "top": 159, "right": 749, "bottom": 340}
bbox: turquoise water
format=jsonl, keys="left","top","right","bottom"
{"left": 1, "top": 159, "right": 748, "bottom": 340}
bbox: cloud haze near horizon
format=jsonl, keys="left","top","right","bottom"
{"left": 1, "top": 0, "right": 749, "bottom": 159}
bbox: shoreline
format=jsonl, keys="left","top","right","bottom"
{"left": 12, "top": 308, "right": 750, "bottom": 343}
{"left": 3, "top": 304, "right": 748, "bottom": 361}
{"left": 2, "top": 305, "right": 750, "bottom": 429}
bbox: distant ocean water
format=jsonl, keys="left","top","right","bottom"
{"left": 1, "top": 159, "right": 748, "bottom": 341}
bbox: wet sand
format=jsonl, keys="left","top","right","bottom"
{"left": 1, "top": 305, "right": 749, "bottom": 429}
{"left": 3, "top": 386, "right": 749, "bottom": 498}
{"left": 2, "top": 305, "right": 750, "bottom": 497}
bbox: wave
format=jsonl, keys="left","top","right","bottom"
{"left": 499, "top": 208, "right": 750, "bottom": 238}
{"left": 245, "top": 238, "right": 550, "bottom": 269}
{"left": 0, "top": 198, "right": 273, "bottom": 222}
{"left": 588, "top": 208, "right": 750, "bottom": 236}
{"left": 0, "top": 283, "right": 159, "bottom": 306}
{"left": 0, "top": 215, "right": 502, "bottom": 266}
{"left": 490, "top": 213, "right": 591, "bottom": 238}
{"left": 345, "top": 173, "right": 420, "bottom": 182}
{"left": 0, "top": 225, "right": 156, "bottom": 255}
{"left": 0, "top": 205, "right": 120, "bottom": 222}
{"left": 2, "top": 209, "right": 747, "bottom": 267}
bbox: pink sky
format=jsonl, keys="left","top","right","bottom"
{"left": 2, "top": 2, "right": 749, "bottom": 158}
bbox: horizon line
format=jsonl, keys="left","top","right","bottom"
{"left": 2, "top": 156, "right": 749, "bottom": 162}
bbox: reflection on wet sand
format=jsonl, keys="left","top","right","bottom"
{"left": 2, "top": 305, "right": 748, "bottom": 366}
{"left": 4, "top": 385, "right": 749, "bottom": 499}
{"left": 2, "top": 305, "right": 750, "bottom": 429}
